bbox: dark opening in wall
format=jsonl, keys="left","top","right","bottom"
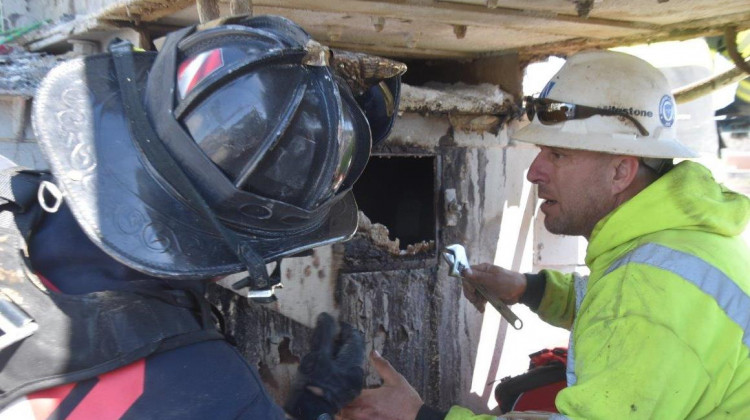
{"left": 353, "top": 156, "right": 436, "bottom": 248}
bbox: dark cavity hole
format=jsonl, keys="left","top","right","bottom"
{"left": 353, "top": 155, "right": 436, "bottom": 248}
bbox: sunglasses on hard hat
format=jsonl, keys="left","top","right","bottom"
{"left": 524, "top": 96, "right": 650, "bottom": 137}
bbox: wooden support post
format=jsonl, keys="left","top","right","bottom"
{"left": 673, "top": 26, "right": 750, "bottom": 105}
{"left": 725, "top": 26, "right": 750, "bottom": 76}
{"left": 230, "top": 0, "right": 253, "bottom": 17}
{"left": 197, "top": 0, "right": 220, "bottom": 23}
{"left": 674, "top": 66, "right": 748, "bottom": 105}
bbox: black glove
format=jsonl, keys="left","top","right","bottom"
{"left": 284, "top": 312, "right": 365, "bottom": 420}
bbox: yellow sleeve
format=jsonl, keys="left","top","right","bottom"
{"left": 445, "top": 405, "right": 497, "bottom": 420}
{"left": 446, "top": 406, "right": 555, "bottom": 419}
{"left": 534, "top": 270, "right": 577, "bottom": 330}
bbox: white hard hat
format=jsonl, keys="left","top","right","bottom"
{"left": 512, "top": 50, "right": 697, "bottom": 159}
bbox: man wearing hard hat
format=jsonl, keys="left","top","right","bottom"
{"left": 342, "top": 50, "right": 750, "bottom": 419}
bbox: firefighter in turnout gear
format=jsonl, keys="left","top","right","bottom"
{"left": 0, "top": 15, "right": 403, "bottom": 419}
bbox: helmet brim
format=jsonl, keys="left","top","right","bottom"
{"left": 33, "top": 53, "right": 358, "bottom": 280}
{"left": 511, "top": 119, "right": 698, "bottom": 159}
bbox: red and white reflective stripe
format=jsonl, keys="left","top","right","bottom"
{"left": 27, "top": 383, "right": 76, "bottom": 419}
{"left": 66, "top": 359, "right": 145, "bottom": 419}
{"left": 35, "top": 273, "right": 61, "bottom": 293}
{"left": 177, "top": 48, "right": 225, "bottom": 99}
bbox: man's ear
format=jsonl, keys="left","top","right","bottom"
{"left": 611, "top": 156, "right": 640, "bottom": 195}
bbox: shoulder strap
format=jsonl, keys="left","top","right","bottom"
{"left": 0, "top": 167, "right": 49, "bottom": 213}
{"left": 0, "top": 177, "right": 225, "bottom": 408}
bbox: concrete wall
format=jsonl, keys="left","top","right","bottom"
{"left": 0, "top": 96, "right": 47, "bottom": 168}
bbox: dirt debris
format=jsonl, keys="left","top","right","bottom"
{"left": 399, "top": 82, "right": 513, "bottom": 116}
{"left": 357, "top": 211, "right": 434, "bottom": 255}
{"left": 0, "top": 46, "right": 62, "bottom": 96}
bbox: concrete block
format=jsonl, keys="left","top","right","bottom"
{"left": 0, "top": 96, "right": 33, "bottom": 141}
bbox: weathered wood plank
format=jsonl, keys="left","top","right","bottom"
{"left": 20, "top": 0, "right": 750, "bottom": 59}
{"left": 518, "top": 11, "right": 750, "bottom": 63}
{"left": 196, "top": 0, "right": 221, "bottom": 22}
{"left": 229, "top": 0, "right": 253, "bottom": 16}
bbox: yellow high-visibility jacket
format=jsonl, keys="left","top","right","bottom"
{"left": 446, "top": 161, "right": 750, "bottom": 419}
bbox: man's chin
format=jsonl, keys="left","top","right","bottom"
{"left": 543, "top": 220, "right": 559, "bottom": 234}
{"left": 544, "top": 219, "right": 571, "bottom": 236}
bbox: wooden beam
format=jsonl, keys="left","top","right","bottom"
{"left": 96, "top": 0, "right": 656, "bottom": 32}
{"left": 96, "top": 0, "right": 196, "bottom": 23}
{"left": 230, "top": 0, "right": 253, "bottom": 17}
{"left": 725, "top": 26, "right": 750, "bottom": 76}
{"left": 197, "top": 0, "right": 220, "bottom": 23}
{"left": 516, "top": 12, "right": 750, "bottom": 64}
{"left": 20, "top": 0, "right": 750, "bottom": 61}
{"left": 258, "top": 0, "right": 660, "bottom": 31}
{"left": 674, "top": 65, "right": 749, "bottom": 105}
{"left": 320, "top": 41, "right": 479, "bottom": 59}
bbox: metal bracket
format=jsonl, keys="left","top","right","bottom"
{"left": 443, "top": 189, "right": 463, "bottom": 227}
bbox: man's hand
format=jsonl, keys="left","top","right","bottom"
{"left": 461, "top": 263, "right": 526, "bottom": 313}
{"left": 340, "top": 350, "right": 423, "bottom": 420}
{"left": 285, "top": 313, "right": 365, "bottom": 420}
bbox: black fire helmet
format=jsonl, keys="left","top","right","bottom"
{"left": 32, "top": 15, "right": 403, "bottom": 289}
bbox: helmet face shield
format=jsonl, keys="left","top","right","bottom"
{"left": 182, "top": 64, "right": 343, "bottom": 208}
{"left": 183, "top": 65, "right": 305, "bottom": 184}
{"left": 180, "top": 61, "right": 371, "bottom": 212}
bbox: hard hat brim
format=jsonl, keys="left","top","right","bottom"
{"left": 33, "top": 53, "right": 358, "bottom": 280}
{"left": 511, "top": 120, "right": 699, "bottom": 159}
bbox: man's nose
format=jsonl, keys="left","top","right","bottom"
{"left": 526, "top": 153, "right": 546, "bottom": 184}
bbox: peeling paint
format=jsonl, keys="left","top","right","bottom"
{"left": 400, "top": 83, "right": 513, "bottom": 116}
{"left": 448, "top": 114, "right": 501, "bottom": 135}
